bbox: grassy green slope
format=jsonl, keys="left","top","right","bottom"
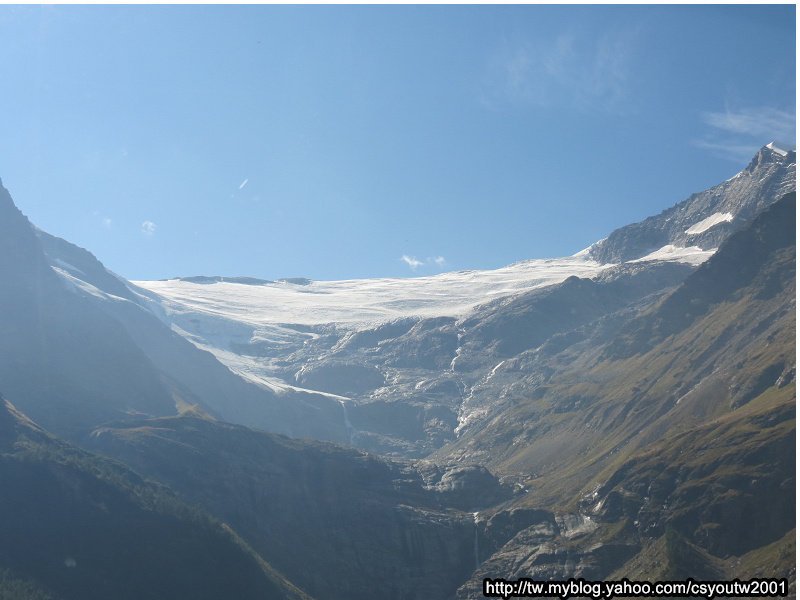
{"left": 592, "top": 384, "right": 794, "bottom": 556}
{"left": 443, "top": 193, "right": 795, "bottom": 515}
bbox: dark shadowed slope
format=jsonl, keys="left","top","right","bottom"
{"left": 0, "top": 397, "right": 312, "bottom": 600}
{"left": 86, "top": 413, "right": 510, "bottom": 600}
{"left": 0, "top": 182, "right": 177, "bottom": 436}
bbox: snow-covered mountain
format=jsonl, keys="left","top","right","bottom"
{"left": 136, "top": 144, "right": 794, "bottom": 347}
{"left": 66, "top": 142, "right": 782, "bottom": 457}
{"left": 0, "top": 143, "right": 792, "bottom": 454}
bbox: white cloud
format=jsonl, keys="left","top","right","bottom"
{"left": 101, "top": 217, "right": 112, "bottom": 228}
{"left": 400, "top": 255, "right": 448, "bottom": 271}
{"left": 695, "top": 106, "right": 795, "bottom": 163}
{"left": 141, "top": 220, "right": 157, "bottom": 236}
{"left": 239, "top": 178, "right": 249, "bottom": 190}
{"left": 400, "top": 255, "right": 424, "bottom": 270}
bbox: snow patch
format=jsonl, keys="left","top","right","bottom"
{"left": 684, "top": 212, "right": 733, "bottom": 235}
{"left": 53, "top": 267, "right": 130, "bottom": 303}
{"left": 628, "top": 245, "right": 715, "bottom": 266}
{"left": 766, "top": 142, "right": 789, "bottom": 157}
{"left": 725, "top": 171, "right": 745, "bottom": 183}
{"left": 572, "top": 238, "right": 606, "bottom": 258}
{"left": 489, "top": 360, "right": 506, "bottom": 379}
{"left": 53, "top": 258, "right": 86, "bottom": 276}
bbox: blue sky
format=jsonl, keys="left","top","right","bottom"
{"left": 0, "top": 4, "right": 795, "bottom": 281}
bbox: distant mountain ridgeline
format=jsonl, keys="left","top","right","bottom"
{"left": 164, "top": 275, "right": 311, "bottom": 286}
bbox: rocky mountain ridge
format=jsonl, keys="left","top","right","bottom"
{"left": 588, "top": 143, "right": 795, "bottom": 263}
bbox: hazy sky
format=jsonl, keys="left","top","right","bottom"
{"left": 0, "top": 4, "right": 795, "bottom": 280}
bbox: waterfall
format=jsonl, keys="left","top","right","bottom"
{"left": 339, "top": 400, "right": 355, "bottom": 445}
{"left": 473, "top": 511, "right": 480, "bottom": 570}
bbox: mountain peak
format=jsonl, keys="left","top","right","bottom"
{"left": 745, "top": 141, "right": 795, "bottom": 174}
{"left": 587, "top": 143, "right": 796, "bottom": 264}
{"left": 765, "top": 141, "right": 793, "bottom": 157}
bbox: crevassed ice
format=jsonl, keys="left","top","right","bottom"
{"left": 134, "top": 256, "right": 610, "bottom": 328}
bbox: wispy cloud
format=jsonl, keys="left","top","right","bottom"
{"left": 400, "top": 255, "right": 447, "bottom": 271}
{"left": 238, "top": 178, "right": 249, "bottom": 190}
{"left": 702, "top": 107, "right": 794, "bottom": 139}
{"left": 91, "top": 210, "right": 113, "bottom": 229}
{"left": 694, "top": 106, "right": 795, "bottom": 163}
{"left": 141, "top": 220, "right": 157, "bottom": 236}
{"left": 482, "top": 27, "right": 638, "bottom": 113}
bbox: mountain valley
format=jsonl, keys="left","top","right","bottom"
{"left": 0, "top": 143, "right": 794, "bottom": 599}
